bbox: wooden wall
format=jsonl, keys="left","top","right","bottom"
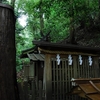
{"left": 22, "top": 54, "right": 100, "bottom": 100}
{"left": 44, "top": 54, "right": 100, "bottom": 100}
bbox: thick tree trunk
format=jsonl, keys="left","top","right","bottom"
{"left": 0, "top": 3, "right": 19, "bottom": 100}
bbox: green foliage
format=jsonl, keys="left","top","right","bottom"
{"left": 0, "top": 0, "right": 15, "bottom": 6}
{"left": 0, "top": 0, "right": 9, "bottom": 4}
{"left": 19, "top": 0, "right": 100, "bottom": 42}
{"left": 72, "top": 0, "right": 99, "bottom": 26}
{"left": 15, "top": 0, "right": 100, "bottom": 73}
{"left": 15, "top": 12, "right": 33, "bottom": 72}
{"left": 18, "top": 0, "right": 70, "bottom": 42}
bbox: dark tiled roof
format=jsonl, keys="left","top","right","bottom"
{"left": 21, "top": 27, "right": 100, "bottom": 58}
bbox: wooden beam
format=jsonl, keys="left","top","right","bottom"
{"left": 33, "top": 41, "right": 100, "bottom": 55}
{"left": 73, "top": 56, "right": 78, "bottom": 78}
{"left": 93, "top": 57, "right": 99, "bottom": 77}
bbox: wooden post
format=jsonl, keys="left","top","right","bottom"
{"left": 18, "top": 83, "right": 24, "bottom": 100}
{"left": 24, "top": 65, "right": 29, "bottom": 81}
{"left": 93, "top": 57, "right": 99, "bottom": 77}
{"left": 73, "top": 56, "right": 78, "bottom": 78}
{"left": 39, "top": 80, "right": 42, "bottom": 100}
{"left": 31, "top": 80, "right": 35, "bottom": 100}
{"left": 29, "top": 62, "right": 35, "bottom": 100}
{"left": 44, "top": 54, "right": 52, "bottom": 100}
{"left": 23, "top": 82, "right": 29, "bottom": 100}
{"left": 29, "top": 61, "right": 35, "bottom": 79}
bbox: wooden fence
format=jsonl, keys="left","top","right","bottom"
{"left": 18, "top": 55, "right": 100, "bottom": 100}
{"left": 18, "top": 79, "right": 44, "bottom": 100}
{"left": 52, "top": 58, "right": 84, "bottom": 100}
{"left": 51, "top": 56, "right": 100, "bottom": 100}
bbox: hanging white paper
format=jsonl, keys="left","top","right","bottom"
{"left": 68, "top": 55, "right": 73, "bottom": 65}
{"left": 79, "top": 55, "right": 83, "bottom": 65}
{"left": 88, "top": 56, "right": 92, "bottom": 66}
{"left": 56, "top": 54, "right": 60, "bottom": 65}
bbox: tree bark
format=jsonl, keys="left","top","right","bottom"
{"left": 98, "top": 0, "right": 100, "bottom": 20}
{"left": 0, "top": 3, "right": 19, "bottom": 100}
{"left": 69, "top": 17, "right": 75, "bottom": 44}
{"left": 11, "top": 0, "right": 15, "bottom": 8}
{"left": 39, "top": 0, "right": 44, "bottom": 37}
{"left": 69, "top": 0, "right": 75, "bottom": 44}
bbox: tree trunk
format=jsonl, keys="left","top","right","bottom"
{"left": 98, "top": 0, "right": 100, "bottom": 20}
{"left": 69, "top": 0, "right": 75, "bottom": 44}
{"left": 0, "top": 3, "right": 19, "bottom": 100}
{"left": 39, "top": 0, "right": 44, "bottom": 37}
{"left": 11, "top": 0, "right": 15, "bottom": 8}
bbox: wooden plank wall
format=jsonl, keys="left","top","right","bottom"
{"left": 18, "top": 80, "right": 44, "bottom": 100}
{"left": 51, "top": 55, "right": 100, "bottom": 100}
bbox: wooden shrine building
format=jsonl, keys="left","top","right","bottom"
{"left": 21, "top": 39, "right": 100, "bottom": 100}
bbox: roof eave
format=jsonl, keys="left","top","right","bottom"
{"left": 33, "top": 41, "right": 100, "bottom": 55}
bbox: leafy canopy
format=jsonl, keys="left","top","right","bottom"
{"left": 15, "top": 0, "right": 100, "bottom": 72}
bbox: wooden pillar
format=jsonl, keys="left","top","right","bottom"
{"left": 73, "top": 56, "right": 78, "bottom": 78}
{"left": 44, "top": 54, "right": 52, "bottom": 100}
{"left": 93, "top": 57, "right": 99, "bottom": 77}
{"left": 39, "top": 80, "right": 42, "bottom": 100}
{"left": 24, "top": 65, "right": 29, "bottom": 81}
{"left": 29, "top": 61, "right": 35, "bottom": 79}
{"left": 30, "top": 62, "right": 35, "bottom": 100}
{"left": 0, "top": 3, "right": 19, "bottom": 100}
{"left": 31, "top": 80, "right": 35, "bottom": 100}
{"left": 23, "top": 82, "right": 29, "bottom": 100}
{"left": 18, "top": 83, "right": 24, "bottom": 100}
